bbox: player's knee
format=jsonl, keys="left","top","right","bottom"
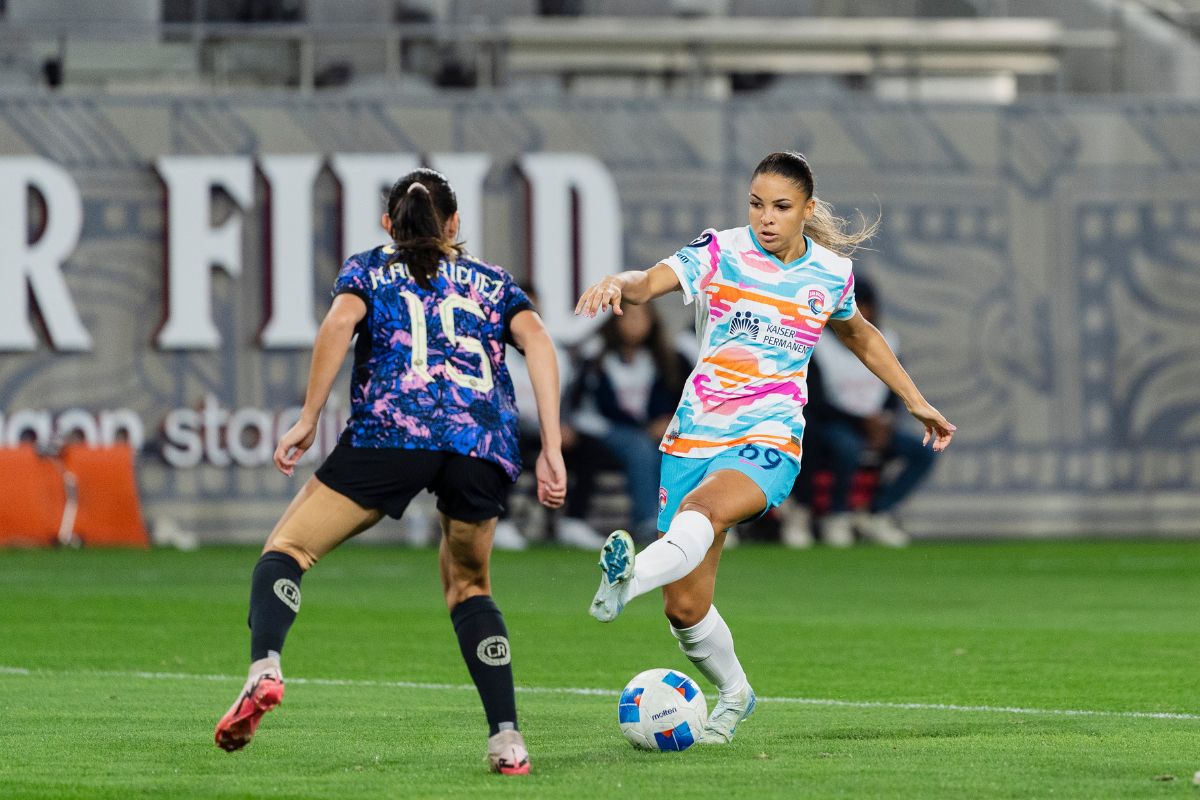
{"left": 676, "top": 499, "right": 715, "bottom": 525}
{"left": 662, "top": 594, "right": 709, "bottom": 630}
{"left": 675, "top": 501, "right": 731, "bottom": 536}
{"left": 446, "top": 543, "right": 488, "bottom": 577}
{"left": 263, "top": 543, "right": 315, "bottom": 572}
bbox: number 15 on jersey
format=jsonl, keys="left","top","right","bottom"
{"left": 400, "top": 291, "right": 494, "bottom": 393}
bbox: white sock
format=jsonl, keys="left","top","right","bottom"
{"left": 248, "top": 651, "right": 282, "bottom": 681}
{"left": 670, "top": 605, "right": 747, "bottom": 701}
{"left": 624, "top": 510, "right": 715, "bottom": 601}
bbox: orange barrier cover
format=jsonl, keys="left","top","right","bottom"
{"left": 60, "top": 444, "right": 149, "bottom": 548}
{"left": 0, "top": 445, "right": 67, "bottom": 547}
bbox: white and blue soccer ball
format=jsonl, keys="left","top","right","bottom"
{"left": 618, "top": 668, "right": 707, "bottom": 751}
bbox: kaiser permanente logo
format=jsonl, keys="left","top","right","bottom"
{"left": 729, "top": 312, "right": 761, "bottom": 339}
{"left": 728, "top": 311, "right": 811, "bottom": 356}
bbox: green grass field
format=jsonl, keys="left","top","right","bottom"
{"left": 1, "top": 540, "right": 1198, "bottom": 799}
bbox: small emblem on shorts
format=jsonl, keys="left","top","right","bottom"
{"left": 273, "top": 579, "right": 301, "bottom": 613}
{"left": 658, "top": 486, "right": 668, "bottom": 512}
{"left": 477, "top": 635, "right": 511, "bottom": 666}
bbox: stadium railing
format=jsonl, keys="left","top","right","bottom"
{"left": 0, "top": 17, "right": 1117, "bottom": 93}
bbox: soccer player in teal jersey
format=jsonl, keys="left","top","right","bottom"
{"left": 578, "top": 152, "right": 956, "bottom": 743}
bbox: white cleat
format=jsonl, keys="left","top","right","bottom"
{"left": 589, "top": 530, "right": 634, "bottom": 622}
{"left": 854, "top": 512, "right": 911, "bottom": 548}
{"left": 492, "top": 520, "right": 529, "bottom": 551}
{"left": 821, "top": 512, "right": 856, "bottom": 548}
{"left": 555, "top": 517, "right": 607, "bottom": 550}
{"left": 701, "top": 685, "right": 757, "bottom": 744}
{"left": 777, "top": 499, "right": 814, "bottom": 549}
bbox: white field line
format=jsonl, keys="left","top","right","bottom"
{"left": 2, "top": 665, "right": 1198, "bottom": 722}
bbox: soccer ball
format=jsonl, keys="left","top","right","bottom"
{"left": 618, "top": 668, "right": 707, "bottom": 751}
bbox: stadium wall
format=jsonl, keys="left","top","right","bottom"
{"left": 1, "top": 92, "right": 1197, "bottom": 540}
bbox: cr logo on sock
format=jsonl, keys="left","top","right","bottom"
{"left": 477, "top": 636, "right": 511, "bottom": 666}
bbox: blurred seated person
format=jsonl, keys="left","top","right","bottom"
{"left": 499, "top": 286, "right": 609, "bottom": 550}
{"left": 781, "top": 275, "right": 937, "bottom": 548}
{"left": 566, "top": 301, "right": 691, "bottom": 544}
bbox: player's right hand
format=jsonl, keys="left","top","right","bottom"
{"left": 535, "top": 448, "right": 567, "bottom": 509}
{"left": 274, "top": 419, "right": 317, "bottom": 476}
{"left": 575, "top": 276, "right": 625, "bottom": 317}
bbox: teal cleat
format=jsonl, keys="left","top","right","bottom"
{"left": 589, "top": 530, "right": 635, "bottom": 622}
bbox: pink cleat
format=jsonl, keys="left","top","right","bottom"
{"left": 487, "top": 729, "right": 531, "bottom": 775}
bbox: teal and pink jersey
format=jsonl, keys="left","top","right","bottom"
{"left": 659, "top": 226, "right": 857, "bottom": 465}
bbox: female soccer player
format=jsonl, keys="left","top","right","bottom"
{"left": 576, "top": 151, "right": 956, "bottom": 744}
{"left": 214, "top": 168, "right": 566, "bottom": 775}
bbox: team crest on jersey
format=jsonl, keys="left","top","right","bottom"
{"left": 807, "top": 288, "right": 827, "bottom": 316}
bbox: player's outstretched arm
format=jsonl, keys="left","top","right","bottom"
{"left": 827, "top": 311, "right": 957, "bottom": 452}
{"left": 575, "top": 263, "right": 681, "bottom": 317}
{"left": 274, "top": 293, "right": 367, "bottom": 476}
{"left": 510, "top": 309, "right": 567, "bottom": 508}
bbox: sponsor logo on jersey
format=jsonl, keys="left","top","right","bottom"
{"left": 727, "top": 309, "right": 815, "bottom": 355}
{"left": 273, "top": 579, "right": 301, "bottom": 612}
{"left": 729, "top": 311, "right": 761, "bottom": 339}
{"left": 688, "top": 232, "right": 714, "bottom": 248}
{"left": 477, "top": 635, "right": 511, "bottom": 666}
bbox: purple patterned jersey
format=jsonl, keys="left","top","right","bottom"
{"left": 332, "top": 245, "right": 533, "bottom": 480}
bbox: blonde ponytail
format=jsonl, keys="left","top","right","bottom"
{"left": 805, "top": 197, "right": 879, "bottom": 257}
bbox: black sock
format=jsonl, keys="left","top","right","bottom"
{"left": 451, "top": 595, "right": 517, "bottom": 735}
{"left": 248, "top": 551, "right": 304, "bottom": 661}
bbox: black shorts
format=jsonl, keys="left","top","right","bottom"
{"left": 314, "top": 445, "right": 511, "bottom": 522}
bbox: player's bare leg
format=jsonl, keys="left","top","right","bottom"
{"left": 440, "top": 515, "right": 530, "bottom": 775}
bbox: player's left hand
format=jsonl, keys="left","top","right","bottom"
{"left": 535, "top": 448, "right": 567, "bottom": 509}
{"left": 907, "top": 402, "right": 956, "bottom": 452}
{"left": 274, "top": 418, "right": 317, "bottom": 476}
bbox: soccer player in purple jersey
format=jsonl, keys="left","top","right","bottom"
{"left": 214, "top": 168, "right": 566, "bottom": 775}
{"left": 577, "top": 152, "right": 956, "bottom": 743}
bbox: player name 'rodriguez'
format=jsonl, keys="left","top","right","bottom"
{"left": 367, "top": 258, "right": 505, "bottom": 301}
